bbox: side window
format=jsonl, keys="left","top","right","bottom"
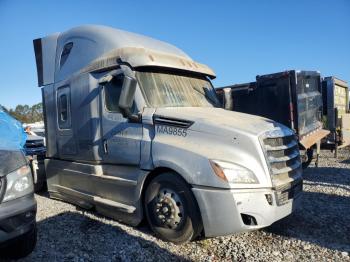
{"left": 60, "top": 94, "right": 68, "bottom": 121}
{"left": 104, "top": 76, "right": 124, "bottom": 112}
{"left": 60, "top": 42, "right": 73, "bottom": 68}
{"left": 57, "top": 87, "right": 71, "bottom": 129}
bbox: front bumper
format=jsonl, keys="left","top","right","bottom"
{"left": 0, "top": 194, "right": 37, "bottom": 245}
{"left": 192, "top": 183, "right": 302, "bottom": 237}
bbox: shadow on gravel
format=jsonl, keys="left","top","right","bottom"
{"left": 20, "top": 212, "right": 189, "bottom": 261}
{"left": 303, "top": 167, "right": 350, "bottom": 187}
{"left": 265, "top": 191, "right": 350, "bottom": 253}
{"left": 340, "top": 159, "right": 350, "bottom": 164}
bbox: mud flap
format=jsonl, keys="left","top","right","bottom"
{"left": 300, "top": 129, "right": 330, "bottom": 167}
{"left": 299, "top": 129, "right": 330, "bottom": 150}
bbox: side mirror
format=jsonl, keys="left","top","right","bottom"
{"left": 119, "top": 76, "right": 139, "bottom": 122}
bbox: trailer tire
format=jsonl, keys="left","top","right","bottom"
{"left": 301, "top": 148, "right": 314, "bottom": 169}
{"left": 144, "top": 173, "right": 203, "bottom": 244}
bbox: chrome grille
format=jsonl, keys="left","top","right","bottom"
{"left": 264, "top": 136, "right": 294, "bottom": 147}
{"left": 263, "top": 134, "right": 301, "bottom": 176}
{"left": 262, "top": 130, "right": 303, "bottom": 205}
{"left": 267, "top": 146, "right": 296, "bottom": 158}
{"left": 271, "top": 158, "right": 298, "bottom": 170}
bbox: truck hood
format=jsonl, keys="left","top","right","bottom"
{"left": 154, "top": 107, "right": 289, "bottom": 137}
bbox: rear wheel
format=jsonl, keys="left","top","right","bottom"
{"left": 144, "top": 173, "right": 202, "bottom": 244}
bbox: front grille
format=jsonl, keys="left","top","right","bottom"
{"left": 261, "top": 130, "right": 303, "bottom": 205}
{"left": 264, "top": 136, "right": 295, "bottom": 147}
{"left": 267, "top": 146, "right": 296, "bottom": 158}
{"left": 263, "top": 134, "right": 301, "bottom": 176}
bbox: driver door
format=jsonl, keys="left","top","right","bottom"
{"left": 100, "top": 74, "right": 142, "bottom": 165}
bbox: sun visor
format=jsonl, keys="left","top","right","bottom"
{"left": 33, "top": 33, "right": 60, "bottom": 86}
{"left": 81, "top": 47, "right": 216, "bottom": 79}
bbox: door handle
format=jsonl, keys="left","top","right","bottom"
{"left": 103, "top": 140, "right": 108, "bottom": 154}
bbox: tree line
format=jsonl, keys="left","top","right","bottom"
{"left": 0, "top": 103, "right": 43, "bottom": 124}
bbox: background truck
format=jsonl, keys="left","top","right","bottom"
{"left": 216, "top": 70, "right": 330, "bottom": 168}
{"left": 321, "top": 77, "right": 350, "bottom": 156}
{"left": 33, "top": 25, "right": 302, "bottom": 243}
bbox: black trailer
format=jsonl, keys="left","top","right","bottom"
{"left": 216, "top": 70, "right": 330, "bottom": 168}
{"left": 321, "top": 77, "right": 350, "bottom": 156}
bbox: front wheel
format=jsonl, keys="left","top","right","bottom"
{"left": 144, "top": 173, "right": 203, "bottom": 244}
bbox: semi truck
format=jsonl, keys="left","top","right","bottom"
{"left": 216, "top": 70, "right": 330, "bottom": 168}
{"left": 33, "top": 25, "right": 302, "bottom": 243}
{"left": 321, "top": 77, "right": 350, "bottom": 156}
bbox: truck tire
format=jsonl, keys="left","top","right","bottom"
{"left": 301, "top": 148, "right": 314, "bottom": 169}
{"left": 0, "top": 224, "right": 37, "bottom": 259}
{"left": 144, "top": 173, "right": 203, "bottom": 244}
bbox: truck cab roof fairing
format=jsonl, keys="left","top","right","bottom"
{"left": 33, "top": 33, "right": 59, "bottom": 86}
{"left": 33, "top": 25, "right": 216, "bottom": 86}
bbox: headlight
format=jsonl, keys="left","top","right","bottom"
{"left": 3, "top": 165, "right": 34, "bottom": 202}
{"left": 210, "top": 160, "right": 258, "bottom": 184}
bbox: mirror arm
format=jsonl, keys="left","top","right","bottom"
{"left": 120, "top": 108, "right": 141, "bottom": 123}
{"left": 129, "top": 113, "right": 141, "bottom": 123}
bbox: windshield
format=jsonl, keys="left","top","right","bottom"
{"left": 136, "top": 71, "right": 220, "bottom": 108}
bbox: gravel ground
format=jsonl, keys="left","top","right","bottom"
{"left": 16, "top": 149, "right": 350, "bottom": 261}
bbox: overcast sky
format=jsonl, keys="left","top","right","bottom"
{"left": 0, "top": 0, "right": 349, "bottom": 108}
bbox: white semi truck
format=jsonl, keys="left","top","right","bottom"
{"left": 33, "top": 25, "right": 302, "bottom": 243}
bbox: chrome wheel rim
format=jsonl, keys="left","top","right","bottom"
{"left": 154, "top": 188, "right": 184, "bottom": 229}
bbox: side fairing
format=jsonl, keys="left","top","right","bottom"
{"left": 42, "top": 84, "right": 57, "bottom": 158}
